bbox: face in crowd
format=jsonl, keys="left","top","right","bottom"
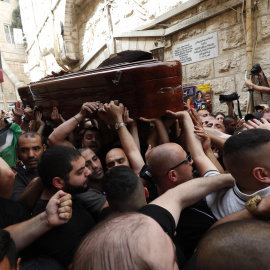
{"left": 17, "top": 134, "right": 46, "bottom": 172}
{"left": 64, "top": 156, "right": 91, "bottom": 194}
{"left": 80, "top": 148, "right": 104, "bottom": 181}
{"left": 206, "top": 119, "right": 225, "bottom": 133}
{"left": 105, "top": 148, "right": 130, "bottom": 170}
{"left": 82, "top": 129, "right": 102, "bottom": 154}
{"left": 197, "top": 110, "right": 210, "bottom": 119}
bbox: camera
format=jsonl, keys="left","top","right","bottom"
{"left": 251, "top": 63, "right": 262, "bottom": 75}
{"left": 219, "top": 92, "right": 240, "bottom": 104}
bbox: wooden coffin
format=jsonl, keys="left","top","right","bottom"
{"left": 18, "top": 60, "right": 184, "bottom": 120}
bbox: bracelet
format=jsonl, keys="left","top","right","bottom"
{"left": 73, "top": 116, "right": 80, "bottom": 124}
{"left": 245, "top": 195, "right": 268, "bottom": 220}
{"left": 22, "top": 117, "right": 31, "bottom": 123}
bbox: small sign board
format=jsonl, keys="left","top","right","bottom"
{"left": 173, "top": 32, "right": 218, "bottom": 65}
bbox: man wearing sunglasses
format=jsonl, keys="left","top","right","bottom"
{"left": 147, "top": 110, "right": 221, "bottom": 260}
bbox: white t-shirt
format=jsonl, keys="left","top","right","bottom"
{"left": 206, "top": 184, "right": 270, "bottom": 220}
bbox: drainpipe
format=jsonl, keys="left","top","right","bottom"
{"left": 246, "top": 0, "right": 254, "bottom": 114}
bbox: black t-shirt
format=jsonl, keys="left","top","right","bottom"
{"left": 32, "top": 198, "right": 95, "bottom": 267}
{"left": 175, "top": 199, "right": 217, "bottom": 260}
{"left": 0, "top": 198, "right": 31, "bottom": 228}
{"left": 139, "top": 204, "right": 175, "bottom": 239}
{"left": 99, "top": 204, "right": 176, "bottom": 239}
{"left": 11, "top": 167, "right": 38, "bottom": 201}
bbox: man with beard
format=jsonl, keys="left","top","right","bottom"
{"left": 76, "top": 148, "right": 108, "bottom": 219}
{"left": 11, "top": 132, "right": 46, "bottom": 201}
{"left": 31, "top": 146, "right": 95, "bottom": 268}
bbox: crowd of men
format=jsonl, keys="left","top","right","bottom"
{"left": 1, "top": 71, "right": 270, "bottom": 269}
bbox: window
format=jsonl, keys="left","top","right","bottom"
{"left": 4, "top": 24, "right": 14, "bottom": 44}
{"left": 1, "top": 0, "right": 10, "bottom": 3}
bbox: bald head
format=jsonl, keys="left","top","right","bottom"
{"left": 106, "top": 148, "right": 130, "bottom": 170}
{"left": 73, "top": 213, "right": 178, "bottom": 270}
{"left": 197, "top": 220, "right": 270, "bottom": 270}
{"left": 148, "top": 143, "right": 193, "bottom": 193}
{"left": 148, "top": 143, "right": 186, "bottom": 178}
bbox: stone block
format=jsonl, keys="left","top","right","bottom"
{"left": 121, "top": 38, "right": 130, "bottom": 51}
{"left": 129, "top": 38, "right": 138, "bottom": 50}
{"left": 197, "top": 0, "right": 217, "bottom": 13}
{"left": 205, "top": 10, "right": 236, "bottom": 33}
{"left": 144, "top": 38, "right": 156, "bottom": 52}
{"left": 115, "top": 39, "right": 123, "bottom": 53}
{"left": 234, "top": 73, "right": 247, "bottom": 94}
{"left": 174, "top": 23, "right": 206, "bottom": 42}
{"left": 214, "top": 49, "right": 247, "bottom": 76}
{"left": 186, "top": 59, "right": 214, "bottom": 81}
{"left": 252, "top": 46, "right": 270, "bottom": 68}
{"left": 137, "top": 38, "right": 146, "bottom": 51}
{"left": 219, "top": 24, "right": 245, "bottom": 53}
{"left": 205, "top": 76, "right": 235, "bottom": 95}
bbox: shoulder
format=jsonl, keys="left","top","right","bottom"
{"left": 139, "top": 204, "right": 175, "bottom": 239}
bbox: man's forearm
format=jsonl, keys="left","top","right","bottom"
{"left": 182, "top": 113, "right": 218, "bottom": 175}
{"left": 151, "top": 174, "right": 234, "bottom": 226}
{"left": 205, "top": 149, "right": 224, "bottom": 174}
{"left": 210, "top": 209, "right": 254, "bottom": 229}
{"left": 48, "top": 112, "right": 84, "bottom": 146}
{"left": 5, "top": 212, "right": 51, "bottom": 251}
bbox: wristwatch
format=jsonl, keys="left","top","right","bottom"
{"left": 115, "top": 122, "right": 127, "bottom": 130}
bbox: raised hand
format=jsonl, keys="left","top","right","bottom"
{"left": 35, "top": 111, "right": 45, "bottom": 127}
{"left": 80, "top": 102, "right": 100, "bottom": 118}
{"left": 46, "top": 190, "right": 72, "bottom": 227}
{"left": 243, "top": 118, "right": 270, "bottom": 131}
{"left": 24, "top": 106, "right": 35, "bottom": 120}
{"left": 124, "top": 107, "right": 135, "bottom": 126}
{"left": 194, "top": 125, "right": 211, "bottom": 152}
{"left": 51, "top": 107, "right": 65, "bottom": 124}
{"left": 189, "top": 108, "right": 203, "bottom": 128}
{"left": 98, "top": 101, "right": 124, "bottom": 126}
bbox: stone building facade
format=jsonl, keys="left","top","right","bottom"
{"left": 0, "top": 0, "right": 29, "bottom": 110}
{"left": 19, "top": 0, "right": 270, "bottom": 114}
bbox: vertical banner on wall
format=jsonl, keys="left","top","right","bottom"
{"left": 183, "top": 84, "right": 212, "bottom": 111}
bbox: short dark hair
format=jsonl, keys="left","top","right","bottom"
{"left": 0, "top": 230, "right": 17, "bottom": 268}
{"left": 196, "top": 220, "right": 270, "bottom": 270}
{"left": 38, "top": 146, "right": 81, "bottom": 189}
{"left": 82, "top": 127, "right": 101, "bottom": 138}
{"left": 215, "top": 112, "right": 225, "bottom": 118}
{"left": 105, "top": 166, "right": 145, "bottom": 211}
{"left": 17, "top": 131, "right": 42, "bottom": 147}
{"left": 223, "top": 129, "right": 270, "bottom": 158}
{"left": 223, "top": 115, "right": 237, "bottom": 125}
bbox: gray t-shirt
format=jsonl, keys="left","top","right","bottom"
{"left": 75, "top": 188, "right": 106, "bottom": 217}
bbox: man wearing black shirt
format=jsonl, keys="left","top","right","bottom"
{"left": 32, "top": 146, "right": 95, "bottom": 268}
{"left": 73, "top": 167, "right": 234, "bottom": 269}
{"left": 11, "top": 132, "right": 46, "bottom": 201}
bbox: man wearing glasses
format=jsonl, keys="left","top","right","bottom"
{"left": 147, "top": 110, "right": 220, "bottom": 260}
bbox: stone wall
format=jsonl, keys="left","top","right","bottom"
{"left": 0, "top": 0, "right": 29, "bottom": 110}
{"left": 19, "top": 0, "right": 270, "bottom": 114}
